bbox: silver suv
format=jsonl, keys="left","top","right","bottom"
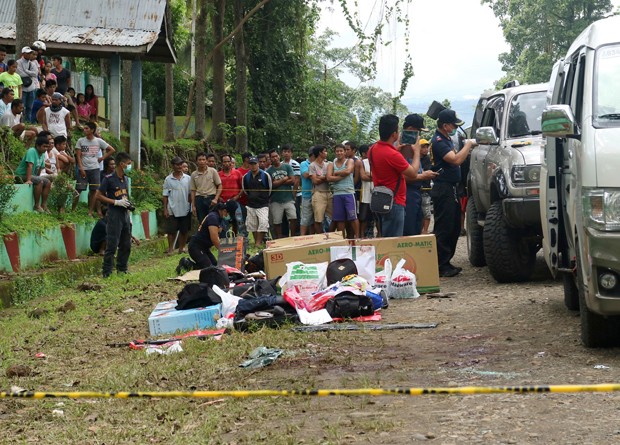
{"left": 466, "top": 83, "right": 548, "bottom": 282}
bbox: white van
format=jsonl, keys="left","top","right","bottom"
{"left": 541, "top": 15, "right": 620, "bottom": 347}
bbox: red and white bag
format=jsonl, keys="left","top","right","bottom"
{"left": 389, "top": 259, "right": 420, "bottom": 299}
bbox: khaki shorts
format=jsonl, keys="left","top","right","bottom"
{"left": 269, "top": 200, "right": 296, "bottom": 225}
{"left": 312, "top": 191, "right": 333, "bottom": 223}
{"left": 246, "top": 206, "right": 269, "bottom": 232}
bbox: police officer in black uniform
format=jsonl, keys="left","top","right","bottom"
{"left": 95, "top": 152, "right": 133, "bottom": 278}
{"left": 431, "top": 110, "right": 477, "bottom": 277}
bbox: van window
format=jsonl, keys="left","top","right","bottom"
{"left": 594, "top": 44, "right": 620, "bottom": 127}
{"left": 507, "top": 91, "right": 546, "bottom": 138}
{"left": 570, "top": 54, "right": 586, "bottom": 124}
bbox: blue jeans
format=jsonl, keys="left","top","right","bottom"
{"left": 380, "top": 203, "right": 405, "bottom": 238}
{"left": 403, "top": 187, "right": 422, "bottom": 236}
{"left": 22, "top": 90, "right": 35, "bottom": 123}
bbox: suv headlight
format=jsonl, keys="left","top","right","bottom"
{"left": 583, "top": 188, "right": 620, "bottom": 231}
{"left": 511, "top": 165, "right": 540, "bottom": 185}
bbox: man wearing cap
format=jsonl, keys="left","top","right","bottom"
{"left": 431, "top": 109, "right": 478, "bottom": 277}
{"left": 16, "top": 46, "right": 38, "bottom": 122}
{"left": 369, "top": 114, "right": 423, "bottom": 238}
{"left": 241, "top": 156, "right": 272, "bottom": 246}
{"left": 401, "top": 114, "right": 439, "bottom": 236}
{"left": 163, "top": 156, "right": 192, "bottom": 254}
{"left": 38, "top": 92, "right": 71, "bottom": 137}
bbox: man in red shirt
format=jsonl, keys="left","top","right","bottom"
{"left": 218, "top": 153, "right": 243, "bottom": 235}
{"left": 369, "top": 114, "right": 421, "bottom": 237}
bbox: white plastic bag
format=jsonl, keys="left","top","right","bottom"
{"left": 330, "top": 245, "right": 376, "bottom": 285}
{"left": 374, "top": 258, "right": 393, "bottom": 298}
{"left": 278, "top": 262, "right": 328, "bottom": 301}
{"left": 212, "top": 285, "right": 242, "bottom": 318}
{"left": 389, "top": 259, "right": 420, "bottom": 299}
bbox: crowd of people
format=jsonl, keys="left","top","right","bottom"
{"left": 164, "top": 111, "right": 477, "bottom": 278}
{"left": 1, "top": 42, "right": 114, "bottom": 216}
{"left": 1, "top": 41, "right": 476, "bottom": 279}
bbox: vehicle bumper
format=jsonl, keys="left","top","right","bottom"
{"left": 502, "top": 197, "right": 541, "bottom": 228}
{"left": 584, "top": 228, "right": 620, "bottom": 315}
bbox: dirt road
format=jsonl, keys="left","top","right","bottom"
{"left": 233, "top": 237, "right": 620, "bottom": 444}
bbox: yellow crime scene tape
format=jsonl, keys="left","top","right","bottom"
{"left": 3, "top": 384, "right": 620, "bottom": 399}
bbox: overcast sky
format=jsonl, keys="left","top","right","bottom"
{"left": 318, "top": 0, "right": 620, "bottom": 104}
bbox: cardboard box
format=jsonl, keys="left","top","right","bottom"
{"left": 263, "top": 239, "right": 349, "bottom": 279}
{"left": 148, "top": 300, "right": 222, "bottom": 336}
{"left": 355, "top": 234, "right": 439, "bottom": 293}
{"left": 265, "top": 231, "right": 344, "bottom": 249}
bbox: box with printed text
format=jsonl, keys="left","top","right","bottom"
{"left": 148, "top": 300, "right": 222, "bottom": 336}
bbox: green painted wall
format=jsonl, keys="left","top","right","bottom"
{"left": 0, "top": 211, "right": 157, "bottom": 273}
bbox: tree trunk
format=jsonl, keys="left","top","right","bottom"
{"left": 121, "top": 60, "right": 133, "bottom": 131}
{"left": 209, "top": 0, "right": 227, "bottom": 145}
{"left": 164, "top": 63, "right": 176, "bottom": 141}
{"left": 234, "top": 0, "right": 248, "bottom": 153}
{"left": 194, "top": 0, "right": 208, "bottom": 139}
{"left": 15, "top": 0, "right": 38, "bottom": 55}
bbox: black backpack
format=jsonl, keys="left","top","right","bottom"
{"left": 325, "top": 292, "right": 374, "bottom": 319}
{"left": 326, "top": 259, "right": 358, "bottom": 285}
{"left": 198, "top": 266, "right": 230, "bottom": 289}
{"left": 176, "top": 283, "right": 222, "bottom": 310}
{"left": 245, "top": 251, "right": 265, "bottom": 273}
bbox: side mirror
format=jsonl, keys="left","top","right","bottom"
{"left": 542, "top": 105, "right": 579, "bottom": 138}
{"left": 475, "top": 127, "right": 499, "bottom": 145}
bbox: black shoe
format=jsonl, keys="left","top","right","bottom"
{"left": 103, "top": 273, "right": 111, "bottom": 279}
{"left": 448, "top": 264, "right": 463, "bottom": 274}
{"left": 439, "top": 267, "right": 461, "bottom": 278}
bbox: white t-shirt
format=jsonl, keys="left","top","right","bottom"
{"left": 76, "top": 136, "right": 109, "bottom": 171}
{"left": 45, "top": 107, "right": 70, "bottom": 137}
{"left": 42, "top": 148, "right": 60, "bottom": 176}
{"left": 0, "top": 109, "right": 20, "bottom": 127}
{"left": 361, "top": 158, "right": 373, "bottom": 204}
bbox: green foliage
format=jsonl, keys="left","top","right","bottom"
{"left": 142, "top": 62, "right": 194, "bottom": 117}
{"left": 128, "top": 166, "right": 162, "bottom": 211}
{"left": 483, "top": 0, "right": 613, "bottom": 84}
{"left": 0, "top": 127, "right": 27, "bottom": 170}
{"left": 0, "top": 165, "right": 17, "bottom": 222}
{"left": 47, "top": 173, "right": 75, "bottom": 213}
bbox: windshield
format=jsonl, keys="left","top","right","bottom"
{"left": 507, "top": 91, "right": 546, "bottom": 138}
{"left": 595, "top": 45, "right": 620, "bottom": 126}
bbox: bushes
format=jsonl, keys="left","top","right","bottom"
{"left": 0, "top": 164, "right": 17, "bottom": 223}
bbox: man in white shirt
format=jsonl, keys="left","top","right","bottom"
{"left": 15, "top": 46, "right": 38, "bottom": 123}
{"left": 38, "top": 92, "right": 71, "bottom": 137}
{"left": 0, "top": 98, "right": 36, "bottom": 145}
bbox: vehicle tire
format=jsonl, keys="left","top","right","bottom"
{"left": 466, "top": 198, "right": 486, "bottom": 267}
{"left": 562, "top": 272, "right": 579, "bottom": 311}
{"left": 483, "top": 201, "right": 535, "bottom": 283}
{"left": 576, "top": 246, "right": 620, "bottom": 347}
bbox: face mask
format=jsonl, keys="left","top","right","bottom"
{"left": 124, "top": 164, "right": 132, "bottom": 174}
{"left": 223, "top": 215, "right": 231, "bottom": 222}
{"left": 50, "top": 104, "right": 62, "bottom": 112}
{"left": 449, "top": 128, "right": 457, "bottom": 136}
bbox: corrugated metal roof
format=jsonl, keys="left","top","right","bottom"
{"left": 0, "top": 0, "right": 166, "bottom": 33}
{"left": 0, "top": 0, "right": 175, "bottom": 61}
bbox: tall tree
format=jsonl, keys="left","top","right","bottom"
{"left": 209, "top": 0, "right": 227, "bottom": 145}
{"left": 483, "top": 0, "right": 613, "bottom": 84}
{"left": 165, "top": 0, "right": 176, "bottom": 142}
{"left": 16, "top": 0, "right": 38, "bottom": 54}
{"left": 194, "top": 0, "right": 209, "bottom": 139}
{"left": 233, "top": 0, "right": 248, "bottom": 152}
